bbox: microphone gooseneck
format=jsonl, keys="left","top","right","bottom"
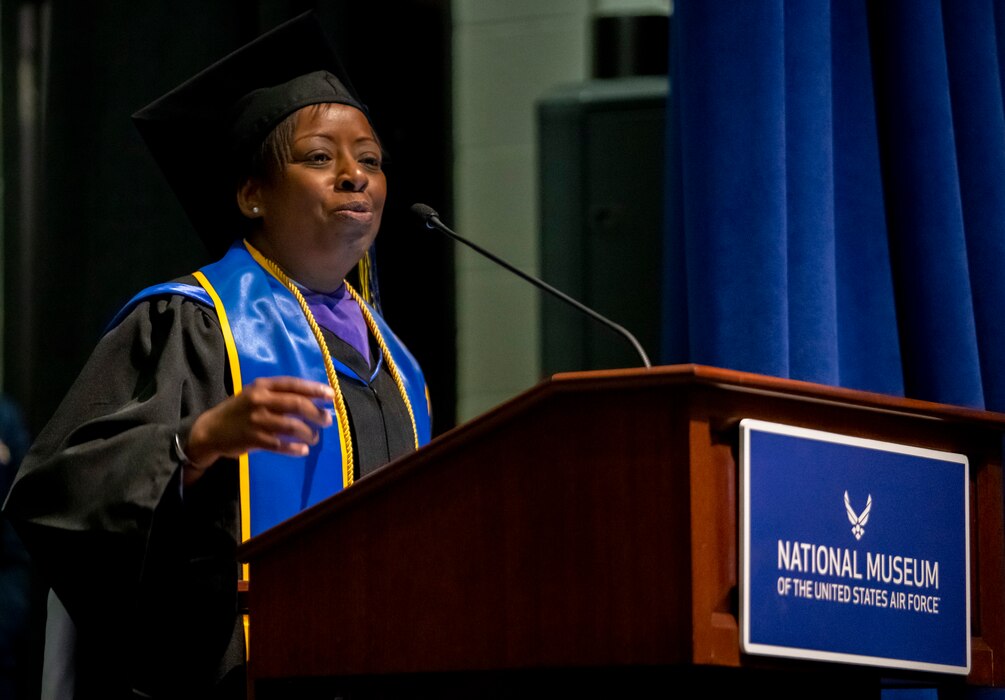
{"left": 409, "top": 203, "right": 652, "bottom": 369}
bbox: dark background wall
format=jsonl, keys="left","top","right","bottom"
{"left": 1, "top": 0, "right": 456, "bottom": 439}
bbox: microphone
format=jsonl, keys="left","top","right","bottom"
{"left": 410, "top": 203, "right": 652, "bottom": 369}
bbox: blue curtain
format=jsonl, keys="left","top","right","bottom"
{"left": 665, "top": 1, "right": 1005, "bottom": 696}
{"left": 664, "top": 0, "right": 1005, "bottom": 411}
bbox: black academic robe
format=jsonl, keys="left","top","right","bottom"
{"left": 2, "top": 288, "right": 416, "bottom": 700}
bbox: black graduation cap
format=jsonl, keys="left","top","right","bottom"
{"left": 132, "top": 11, "right": 368, "bottom": 260}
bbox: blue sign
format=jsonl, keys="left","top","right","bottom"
{"left": 740, "top": 419, "right": 970, "bottom": 675}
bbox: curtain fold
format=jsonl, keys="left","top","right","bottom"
{"left": 831, "top": 0, "right": 903, "bottom": 395}
{"left": 943, "top": 1, "right": 1005, "bottom": 412}
{"left": 785, "top": 0, "right": 839, "bottom": 385}
{"left": 870, "top": 0, "right": 983, "bottom": 409}
{"left": 671, "top": 1, "right": 790, "bottom": 377}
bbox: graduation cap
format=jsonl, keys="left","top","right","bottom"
{"left": 132, "top": 11, "right": 369, "bottom": 261}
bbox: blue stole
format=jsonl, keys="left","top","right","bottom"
{"left": 110, "top": 240, "right": 431, "bottom": 540}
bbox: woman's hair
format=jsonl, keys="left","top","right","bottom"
{"left": 232, "top": 105, "right": 319, "bottom": 236}
{"left": 245, "top": 107, "right": 303, "bottom": 183}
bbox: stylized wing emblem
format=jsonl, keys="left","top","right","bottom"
{"left": 844, "top": 490, "right": 872, "bottom": 540}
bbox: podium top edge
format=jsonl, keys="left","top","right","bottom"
{"left": 544, "top": 364, "right": 1005, "bottom": 429}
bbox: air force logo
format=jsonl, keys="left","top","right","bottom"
{"left": 844, "top": 490, "right": 872, "bottom": 540}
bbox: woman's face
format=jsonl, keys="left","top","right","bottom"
{"left": 243, "top": 102, "right": 386, "bottom": 292}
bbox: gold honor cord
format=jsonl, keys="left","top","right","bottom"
{"left": 244, "top": 240, "right": 420, "bottom": 486}
{"left": 245, "top": 242, "right": 355, "bottom": 485}
{"left": 343, "top": 282, "right": 420, "bottom": 449}
{"left": 357, "top": 251, "right": 373, "bottom": 304}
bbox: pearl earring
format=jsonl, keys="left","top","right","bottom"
{"left": 252, "top": 206, "right": 260, "bottom": 214}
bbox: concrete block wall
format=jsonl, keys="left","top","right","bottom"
{"left": 451, "top": 0, "right": 670, "bottom": 421}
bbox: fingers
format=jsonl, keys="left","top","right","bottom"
{"left": 185, "top": 377, "right": 341, "bottom": 482}
{"left": 245, "top": 407, "right": 323, "bottom": 449}
{"left": 252, "top": 376, "right": 334, "bottom": 398}
{"left": 242, "top": 377, "right": 334, "bottom": 429}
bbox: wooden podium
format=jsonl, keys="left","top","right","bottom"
{"left": 238, "top": 365, "right": 1005, "bottom": 699}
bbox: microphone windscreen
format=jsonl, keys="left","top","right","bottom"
{"left": 410, "top": 203, "right": 439, "bottom": 223}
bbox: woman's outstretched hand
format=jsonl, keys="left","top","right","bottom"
{"left": 182, "top": 377, "right": 335, "bottom": 486}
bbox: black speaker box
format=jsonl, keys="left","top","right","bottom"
{"left": 537, "top": 75, "right": 668, "bottom": 374}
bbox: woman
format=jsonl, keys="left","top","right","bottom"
{"left": 3, "top": 13, "right": 431, "bottom": 700}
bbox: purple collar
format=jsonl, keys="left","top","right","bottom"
{"left": 300, "top": 282, "right": 371, "bottom": 365}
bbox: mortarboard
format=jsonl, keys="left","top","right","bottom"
{"left": 132, "top": 11, "right": 368, "bottom": 260}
